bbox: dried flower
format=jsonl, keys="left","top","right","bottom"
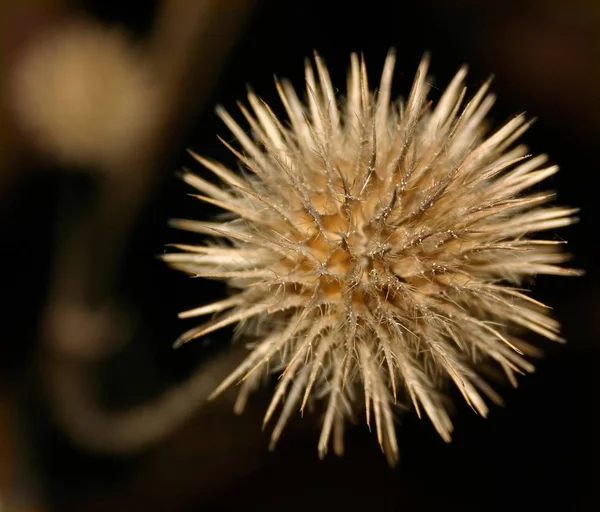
{"left": 10, "top": 18, "right": 159, "bottom": 171}
{"left": 165, "top": 51, "right": 578, "bottom": 465}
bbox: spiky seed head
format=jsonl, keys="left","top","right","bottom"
{"left": 165, "top": 51, "right": 578, "bottom": 465}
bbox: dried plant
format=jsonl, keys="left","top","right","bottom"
{"left": 165, "top": 51, "right": 578, "bottom": 465}
{"left": 11, "top": 18, "right": 159, "bottom": 172}
{"left": 18, "top": 3, "right": 257, "bottom": 458}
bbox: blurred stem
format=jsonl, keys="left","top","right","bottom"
{"left": 43, "top": 345, "right": 246, "bottom": 454}
{"left": 41, "top": 0, "right": 257, "bottom": 454}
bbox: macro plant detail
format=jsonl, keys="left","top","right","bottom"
{"left": 164, "top": 50, "right": 577, "bottom": 465}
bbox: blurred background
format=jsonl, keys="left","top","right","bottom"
{"left": 0, "top": 0, "right": 598, "bottom": 510}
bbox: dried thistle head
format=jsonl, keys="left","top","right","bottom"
{"left": 165, "top": 51, "right": 578, "bottom": 465}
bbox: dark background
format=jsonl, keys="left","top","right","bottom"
{"left": 1, "top": 0, "right": 598, "bottom": 510}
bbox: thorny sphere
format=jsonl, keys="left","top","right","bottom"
{"left": 165, "top": 50, "right": 578, "bottom": 465}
